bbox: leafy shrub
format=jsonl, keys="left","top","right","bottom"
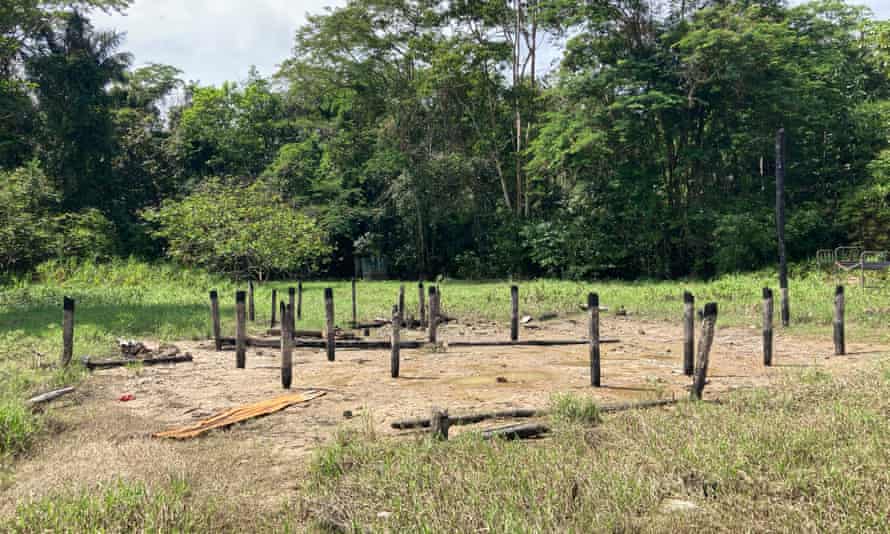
{"left": 49, "top": 209, "right": 116, "bottom": 261}
{"left": 142, "top": 178, "right": 331, "bottom": 279}
{"left": 0, "top": 162, "right": 58, "bottom": 272}
{"left": 841, "top": 149, "right": 890, "bottom": 249}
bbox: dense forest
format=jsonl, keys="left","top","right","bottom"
{"left": 3, "top": 0, "right": 890, "bottom": 280}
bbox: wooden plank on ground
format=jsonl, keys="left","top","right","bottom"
{"left": 153, "top": 390, "right": 325, "bottom": 439}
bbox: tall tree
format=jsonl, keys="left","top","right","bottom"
{"left": 26, "top": 10, "right": 131, "bottom": 212}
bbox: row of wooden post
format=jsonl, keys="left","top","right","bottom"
{"left": 680, "top": 284, "right": 845, "bottom": 375}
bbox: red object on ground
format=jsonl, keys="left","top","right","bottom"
{"left": 119, "top": 394, "right": 134, "bottom": 402}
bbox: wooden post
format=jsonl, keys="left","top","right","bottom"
{"left": 763, "top": 288, "right": 774, "bottom": 366}
{"left": 236, "top": 290, "right": 246, "bottom": 369}
{"left": 683, "top": 291, "right": 694, "bottom": 376}
{"left": 210, "top": 290, "right": 222, "bottom": 351}
{"left": 391, "top": 305, "right": 400, "bottom": 378}
{"left": 418, "top": 282, "right": 426, "bottom": 327}
{"left": 430, "top": 407, "right": 450, "bottom": 440}
{"left": 282, "top": 303, "right": 293, "bottom": 389}
{"left": 589, "top": 293, "right": 600, "bottom": 387}
{"left": 398, "top": 284, "right": 405, "bottom": 323}
{"left": 297, "top": 281, "right": 303, "bottom": 321}
{"left": 270, "top": 288, "right": 278, "bottom": 328}
{"left": 510, "top": 285, "right": 519, "bottom": 342}
{"left": 61, "top": 297, "right": 75, "bottom": 367}
{"left": 776, "top": 128, "right": 790, "bottom": 327}
{"left": 288, "top": 287, "right": 296, "bottom": 331}
{"left": 834, "top": 285, "right": 845, "bottom": 356}
{"left": 428, "top": 286, "right": 439, "bottom": 343}
{"left": 351, "top": 278, "right": 357, "bottom": 327}
{"left": 324, "top": 288, "right": 335, "bottom": 362}
{"left": 691, "top": 303, "right": 718, "bottom": 400}
{"left": 248, "top": 280, "right": 255, "bottom": 322}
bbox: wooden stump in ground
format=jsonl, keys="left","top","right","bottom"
{"left": 763, "top": 288, "right": 773, "bottom": 366}
{"left": 834, "top": 285, "right": 845, "bottom": 356}
{"left": 431, "top": 407, "right": 450, "bottom": 440}
{"left": 281, "top": 303, "right": 293, "bottom": 389}
{"left": 683, "top": 291, "right": 694, "bottom": 376}
{"left": 510, "top": 285, "right": 519, "bottom": 342}
{"left": 324, "top": 288, "right": 335, "bottom": 362}
{"left": 589, "top": 293, "right": 600, "bottom": 387}
{"left": 210, "top": 290, "right": 222, "bottom": 351}
{"left": 390, "top": 305, "right": 400, "bottom": 378}
{"left": 691, "top": 302, "right": 718, "bottom": 400}
{"left": 236, "top": 291, "right": 247, "bottom": 369}
{"left": 61, "top": 297, "right": 75, "bottom": 367}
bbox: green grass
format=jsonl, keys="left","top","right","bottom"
{"left": 549, "top": 393, "right": 602, "bottom": 425}
{"left": 302, "top": 362, "right": 890, "bottom": 532}
{"left": 1, "top": 259, "right": 889, "bottom": 530}
{"left": 1, "top": 258, "right": 887, "bottom": 459}
{"left": 4, "top": 478, "right": 227, "bottom": 532}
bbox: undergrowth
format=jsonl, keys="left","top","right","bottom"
{"left": 302, "top": 362, "right": 890, "bottom": 532}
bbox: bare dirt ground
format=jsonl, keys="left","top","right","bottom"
{"left": 4, "top": 314, "right": 888, "bottom": 516}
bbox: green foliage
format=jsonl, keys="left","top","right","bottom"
{"left": 0, "top": 162, "right": 58, "bottom": 272}
{"left": 142, "top": 179, "right": 331, "bottom": 279}
{"left": 842, "top": 148, "right": 890, "bottom": 249}
{"left": 0, "top": 163, "right": 117, "bottom": 272}
{"left": 549, "top": 393, "right": 601, "bottom": 425}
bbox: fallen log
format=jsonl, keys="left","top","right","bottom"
{"left": 391, "top": 399, "right": 677, "bottom": 430}
{"left": 265, "top": 329, "right": 359, "bottom": 339}
{"left": 26, "top": 386, "right": 75, "bottom": 408}
{"left": 482, "top": 423, "right": 550, "bottom": 440}
{"left": 83, "top": 353, "right": 193, "bottom": 370}
{"left": 599, "top": 398, "right": 678, "bottom": 413}
{"left": 446, "top": 339, "right": 619, "bottom": 347}
{"left": 392, "top": 408, "right": 542, "bottom": 429}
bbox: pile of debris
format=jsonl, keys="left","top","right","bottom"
{"left": 82, "top": 341, "right": 192, "bottom": 370}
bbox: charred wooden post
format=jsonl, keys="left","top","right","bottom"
{"left": 430, "top": 407, "right": 450, "bottom": 440}
{"left": 288, "top": 287, "right": 296, "bottom": 331}
{"left": 834, "top": 285, "right": 845, "bottom": 356}
{"left": 248, "top": 280, "right": 255, "bottom": 322}
{"left": 270, "top": 288, "right": 278, "bottom": 328}
{"left": 281, "top": 303, "right": 293, "bottom": 389}
{"left": 390, "top": 305, "right": 400, "bottom": 378}
{"left": 398, "top": 284, "right": 405, "bottom": 323}
{"left": 683, "top": 291, "right": 694, "bottom": 376}
{"left": 210, "top": 290, "right": 222, "bottom": 351}
{"left": 297, "top": 281, "right": 303, "bottom": 321}
{"left": 351, "top": 278, "right": 357, "bottom": 327}
{"left": 691, "top": 303, "right": 718, "bottom": 400}
{"left": 418, "top": 281, "right": 426, "bottom": 327}
{"left": 324, "top": 288, "right": 335, "bottom": 362}
{"left": 763, "top": 288, "right": 774, "bottom": 366}
{"left": 776, "top": 128, "right": 790, "bottom": 327}
{"left": 428, "top": 286, "right": 439, "bottom": 343}
{"left": 589, "top": 293, "right": 601, "bottom": 387}
{"left": 235, "top": 291, "right": 247, "bottom": 369}
{"left": 61, "top": 297, "right": 75, "bottom": 367}
{"left": 511, "top": 285, "right": 519, "bottom": 342}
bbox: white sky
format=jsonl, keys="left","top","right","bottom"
{"left": 92, "top": 0, "right": 890, "bottom": 87}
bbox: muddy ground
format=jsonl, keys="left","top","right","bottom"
{"left": 4, "top": 314, "right": 887, "bottom": 515}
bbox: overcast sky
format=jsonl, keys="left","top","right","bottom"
{"left": 92, "top": 0, "right": 890, "bottom": 87}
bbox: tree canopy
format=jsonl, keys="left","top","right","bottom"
{"left": 3, "top": 0, "right": 890, "bottom": 280}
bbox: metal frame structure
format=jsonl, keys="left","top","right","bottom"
{"left": 816, "top": 247, "right": 890, "bottom": 288}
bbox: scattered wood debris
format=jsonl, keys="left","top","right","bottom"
{"left": 154, "top": 390, "right": 326, "bottom": 439}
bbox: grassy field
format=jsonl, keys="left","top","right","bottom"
{"left": 1, "top": 259, "right": 889, "bottom": 531}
